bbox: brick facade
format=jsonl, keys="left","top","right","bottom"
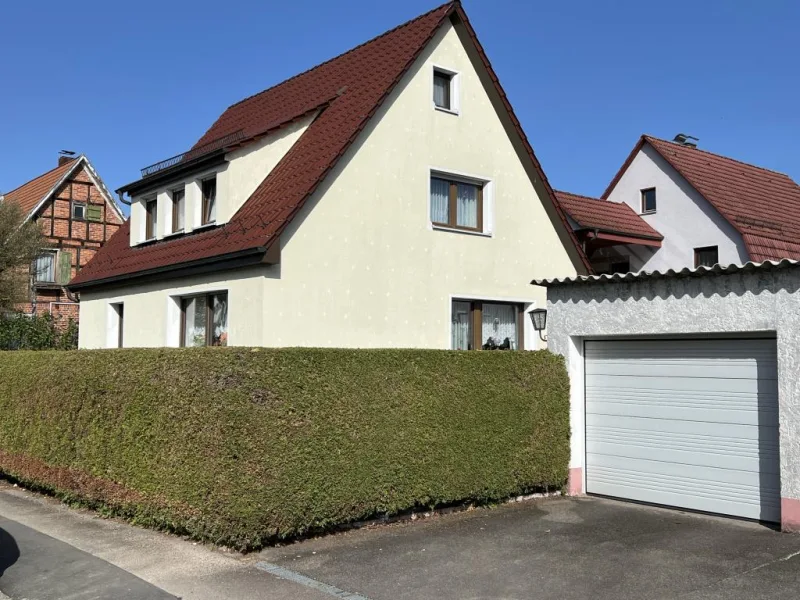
{"left": 22, "top": 164, "right": 123, "bottom": 328}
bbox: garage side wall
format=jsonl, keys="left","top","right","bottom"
{"left": 542, "top": 268, "right": 800, "bottom": 530}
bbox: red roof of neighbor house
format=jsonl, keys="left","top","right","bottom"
{"left": 604, "top": 135, "right": 800, "bottom": 262}
{"left": 3, "top": 158, "right": 78, "bottom": 217}
{"left": 555, "top": 191, "right": 663, "bottom": 241}
{"left": 70, "top": 2, "right": 590, "bottom": 288}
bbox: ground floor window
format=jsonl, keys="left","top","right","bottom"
{"left": 180, "top": 292, "right": 228, "bottom": 347}
{"left": 451, "top": 300, "right": 523, "bottom": 350}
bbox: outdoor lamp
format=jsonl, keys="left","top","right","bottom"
{"left": 529, "top": 308, "right": 547, "bottom": 341}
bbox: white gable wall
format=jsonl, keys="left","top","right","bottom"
{"left": 606, "top": 144, "right": 749, "bottom": 271}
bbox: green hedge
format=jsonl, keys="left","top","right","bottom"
{"left": 0, "top": 348, "right": 569, "bottom": 550}
{"left": 0, "top": 312, "right": 78, "bottom": 350}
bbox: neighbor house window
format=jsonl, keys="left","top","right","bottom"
{"left": 641, "top": 188, "right": 656, "bottom": 213}
{"left": 72, "top": 201, "right": 87, "bottom": 220}
{"left": 451, "top": 300, "right": 523, "bottom": 351}
{"left": 202, "top": 177, "right": 217, "bottom": 225}
{"left": 430, "top": 176, "right": 483, "bottom": 231}
{"left": 433, "top": 69, "right": 453, "bottom": 110}
{"left": 171, "top": 188, "right": 185, "bottom": 233}
{"left": 694, "top": 245, "right": 719, "bottom": 268}
{"left": 145, "top": 198, "right": 158, "bottom": 240}
{"left": 33, "top": 252, "right": 56, "bottom": 283}
{"left": 180, "top": 292, "right": 228, "bottom": 347}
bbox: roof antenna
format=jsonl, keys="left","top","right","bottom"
{"left": 673, "top": 133, "right": 699, "bottom": 148}
{"left": 59, "top": 150, "right": 77, "bottom": 156}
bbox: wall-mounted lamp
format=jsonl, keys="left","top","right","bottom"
{"left": 529, "top": 308, "right": 547, "bottom": 342}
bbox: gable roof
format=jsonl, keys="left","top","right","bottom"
{"left": 603, "top": 135, "right": 800, "bottom": 262}
{"left": 3, "top": 158, "right": 78, "bottom": 216}
{"left": 555, "top": 190, "right": 663, "bottom": 241}
{"left": 70, "top": 1, "right": 590, "bottom": 289}
{"left": 2, "top": 155, "right": 125, "bottom": 223}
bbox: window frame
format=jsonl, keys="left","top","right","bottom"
{"left": 432, "top": 65, "right": 459, "bottom": 114}
{"left": 144, "top": 198, "right": 158, "bottom": 240}
{"left": 171, "top": 187, "right": 186, "bottom": 234}
{"left": 111, "top": 302, "right": 124, "bottom": 348}
{"left": 179, "top": 291, "right": 228, "bottom": 347}
{"left": 32, "top": 250, "right": 57, "bottom": 283}
{"left": 201, "top": 176, "right": 217, "bottom": 226}
{"left": 640, "top": 187, "right": 657, "bottom": 214}
{"left": 694, "top": 245, "right": 719, "bottom": 268}
{"left": 451, "top": 299, "right": 524, "bottom": 351}
{"left": 71, "top": 201, "right": 87, "bottom": 221}
{"left": 430, "top": 174, "right": 485, "bottom": 233}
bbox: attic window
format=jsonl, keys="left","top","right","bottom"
{"left": 72, "top": 201, "right": 87, "bottom": 220}
{"left": 433, "top": 67, "right": 459, "bottom": 113}
{"left": 641, "top": 188, "right": 656, "bottom": 213}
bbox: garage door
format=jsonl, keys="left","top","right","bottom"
{"left": 585, "top": 339, "right": 780, "bottom": 522}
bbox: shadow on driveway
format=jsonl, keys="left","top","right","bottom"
{"left": 0, "top": 527, "right": 19, "bottom": 577}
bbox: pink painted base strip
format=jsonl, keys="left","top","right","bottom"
{"left": 781, "top": 497, "right": 800, "bottom": 532}
{"left": 567, "top": 467, "right": 583, "bottom": 496}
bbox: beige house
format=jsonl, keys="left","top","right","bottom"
{"left": 70, "top": 1, "right": 589, "bottom": 350}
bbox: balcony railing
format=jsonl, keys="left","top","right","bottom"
{"left": 140, "top": 129, "right": 246, "bottom": 178}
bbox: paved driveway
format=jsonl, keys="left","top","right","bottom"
{"left": 258, "top": 496, "right": 800, "bottom": 600}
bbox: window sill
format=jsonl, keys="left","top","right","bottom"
{"left": 434, "top": 105, "right": 459, "bottom": 116}
{"left": 194, "top": 222, "right": 217, "bottom": 232}
{"left": 640, "top": 210, "right": 656, "bottom": 215}
{"left": 164, "top": 229, "right": 185, "bottom": 239}
{"left": 432, "top": 224, "right": 491, "bottom": 237}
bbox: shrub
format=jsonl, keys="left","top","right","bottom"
{"left": 0, "top": 312, "right": 78, "bottom": 350}
{"left": 0, "top": 347, "right": 570, "bottom": 550}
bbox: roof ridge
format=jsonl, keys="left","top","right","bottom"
{"left": 555, "top": 190, "right": 608, "bottom": 203}
{"left": 225, "top": 1, "right": 456, "bottom": 112}
{"left": 3, "top": 156, "right": 79, "bottom": 197}
{"left": 643, "top": 135, "right": 794, "bottom": 180}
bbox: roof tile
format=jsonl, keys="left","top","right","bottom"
{"left": 555, "top": 191, "right": 662, "bottom": 240}
{"left": 3, "top": 158, "right": 78, "bottom": 216}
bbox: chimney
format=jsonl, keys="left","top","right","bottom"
{"left": 673, "top": 133, "right": 699, "bottom": 148}
{"left": 58, "top": 150, "right": 77, "bottom": 166}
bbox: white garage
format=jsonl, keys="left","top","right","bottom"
{"left": 535, "top": 260, "right": 800, "bottom": 532}
{"left": 584, "top": 338, "right": 780, "bottom": 522}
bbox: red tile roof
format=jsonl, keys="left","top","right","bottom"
{"left": 70, "top": 2, "right": 590, "bottom": 288}
{"left": 555, "top": 191, "right": 662, "bottom": 241}
{"left": 604, "top": 135, "right": 800, "bottom": 261}
{"left": 3, "top": 158, "right": 78, "bottom": 217}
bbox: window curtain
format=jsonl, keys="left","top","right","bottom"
{"left": 34, "top": 254, "right": 55, "bottom": 282}
{"left": 183, "top": 296, "right": 207, "bottom": 347}
{"left": 451, "top": 301, "right": 472, "bottom": 350}
{"left": 481, "top": 303, "right": 516, "bottom": 350}
{"left": 174, "top": 191, "right": 185, "bottom": 231}
{"left": 456, "top": 183, "right": 478, "bottom": 228}
{"left": 430, "top": 178, "right": 449, "bottom": 224}
{"left": 212, "top": 294, "right": 228, "bottom": 346}
{"left": 433, "top": 74, "right": 449, "bottom": 108}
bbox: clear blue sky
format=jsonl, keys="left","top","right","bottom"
{"left": 2, "top": 0, "right": 798, "bottom": 207}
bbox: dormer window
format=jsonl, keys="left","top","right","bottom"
{"left": 202, "top": 177, "right": 217, "bottom": 225}
{"left": 171, "top": 188, "right": 185, "bottom": 233}
{"left": 145, "top": 198, "right": 158, "bottom": 240}
{"left": 433, "top": 67, "right": 459, "bottom": 114}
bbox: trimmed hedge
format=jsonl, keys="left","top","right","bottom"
{"left": 0, "top": 348, "right": 569, "bottom": 550}
{"left": 0, "top": 312, "right": 78, "bottom": 350}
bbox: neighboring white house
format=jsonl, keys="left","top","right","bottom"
{"left": 69, "top": 1, "right": 589, "bottom": 350}
{"left": 556, "top": 134, "right": 800, "bottom": 274}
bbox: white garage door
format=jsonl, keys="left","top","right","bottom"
{"left": 585, "top": 338, "right": 780, "bottom": 522}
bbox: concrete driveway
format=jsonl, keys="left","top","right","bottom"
{"left": 258, "top": 496, "right": 800, "bottom": 600}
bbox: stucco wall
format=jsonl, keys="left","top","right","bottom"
{"left": 541, "top": 266, "right": 800, "bottom": 523}
{"left": 606, "top": 145, "right": 749, "bottom": 271}
{"left": 80, "top": 21, "right": 578, "bottom": 350}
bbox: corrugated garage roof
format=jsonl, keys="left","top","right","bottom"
{"left": 532, "top": 259, "right": 800, "bottom": 287}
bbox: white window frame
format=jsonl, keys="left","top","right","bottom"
{"left": 432, "top": 65, "right": 460, "bottom": 115}
{"left": 428, "top": 167, "right": 493, "bottom": 237}
{"left": 71, "top": 201, "right": 87, "bottom": 221}
{"left": 166, "top": 186, "right": 186, "bottom": 237}
{"left": 33, "top": 250, "right": 57, "bottom": 283}
{"left": 106, "top": 301, "right": 124, "bottom": 348}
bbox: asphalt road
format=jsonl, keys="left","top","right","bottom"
{"left": 0, "top": 515, "right": 175, "bottom": 600}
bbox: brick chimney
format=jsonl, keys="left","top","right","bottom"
{"left": 58, "top": 155, "right": 73, "bottom": 166}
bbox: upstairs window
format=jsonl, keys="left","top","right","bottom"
{"left": 430, "top": 175, "right": 483, "bottom": 232}
{"left": 33, "top": 252, "right": 56, "bottom": 283}
{"left": 641, "top": 188, "right": 657, "bottom": 213}
{"left": 694, "top": 245, "right": 719, "bottom": 268}
{"left": 181, "top": 292, "right": 228, "bottom": 347}
{"left": 433, "top": 70, "right": 452, "bottom": 110}
{"left": 145, "top": 198, "right": 158, "bottom": 240}
{"left": 72, "top": 201, "right": 87, "bottom": 220}
{"left": 172, "top": 188, "right": 185, "bottom": 233}
{"left": 202, "top": 177, "right": 217, "bottom": 225}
